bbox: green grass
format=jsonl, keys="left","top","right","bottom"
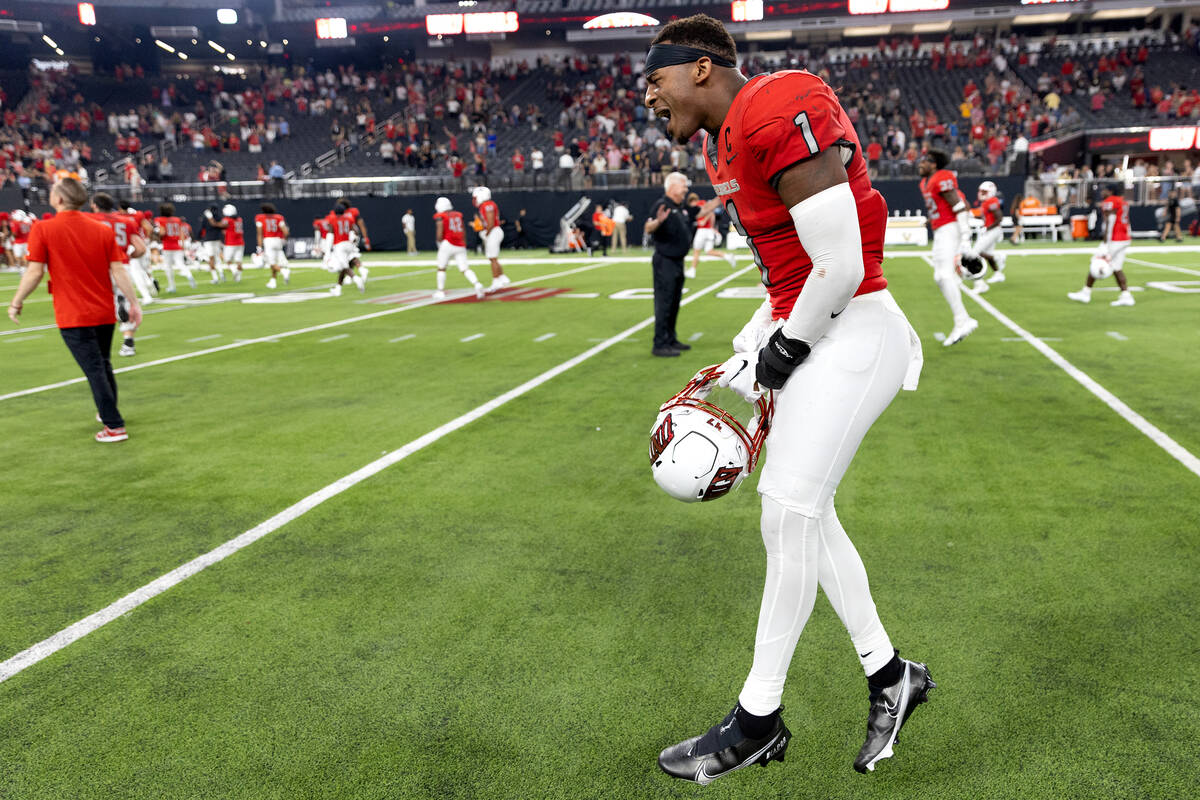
{"left": 1, "top": 244, "right": 1198, "bottom": 798}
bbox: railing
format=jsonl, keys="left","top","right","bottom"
{"left": 1023, "top": 175, "right": 1196, "bottom": 208}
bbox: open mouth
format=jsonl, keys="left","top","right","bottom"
{"left": 655, "top": 107, "right": 672, "bottom": 122}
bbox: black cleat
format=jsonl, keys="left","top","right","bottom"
{"left": 658, "top": 706, "right": 790, "bottom": 785}
{"left": 854, "top": 659, "right": 936, "bottom": 774}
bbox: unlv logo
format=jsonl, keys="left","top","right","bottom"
{"left": 703, "top": 466, "right": 743, "bottom": 501}
{"left": 649, "top": 414, "right": 675, "bottom": 463}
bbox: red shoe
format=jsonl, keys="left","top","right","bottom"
{"left": 95, "top": 426, "right": 129, "bottom": 443}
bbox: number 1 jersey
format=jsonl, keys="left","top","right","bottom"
{"left": 702, "top": 70, "right": 887, "bottom": 320}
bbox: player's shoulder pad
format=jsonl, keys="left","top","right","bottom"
{"left": 740, "top": 70, "right": 837, "bottom": 134}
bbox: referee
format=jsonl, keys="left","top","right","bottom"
{"left": 7, "top": 178, "right": 142, "bottom": 442}
{"left": 644, "top": 171, "right": 694, "bottom": 357}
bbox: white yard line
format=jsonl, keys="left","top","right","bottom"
{"left": 0, "top": 264, "right": 756, "bottom": 684}
{"left": 186, "top": 334, "right": 222, "bottom": 342}
{"left": 319, "top": 334, "right": 349, "bottom": 343}
{"left": 1107, "top": 331, "right": 1129, "bottom": 341}
{"left": 1124, "top": 257, "right": 1200, "bottom": 277}
{"left": 922, "top": 256, "right": 1200, "bottom": 480}
{"left": 460, "top": 333, "right": 485, "bottom": 343}
{"left": 533, "top": 332, "right": 556, "bottom": 342}
{"left": 688, "top": 332, "right": 704, "bottom": 342}
{"left": 0, "top": 260, "right": 613, "bottom": 403}
{"left": 389, "top": 334, "right": 416, "bottom": 343}
{"left": 1, "top": 334, "right": 44, "bottom": 343}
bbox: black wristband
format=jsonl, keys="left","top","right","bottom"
{"left": 756, "top": 328, "right": 811, "bottom": 390}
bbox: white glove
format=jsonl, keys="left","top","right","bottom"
{"left": 1095, "top": 242, "right": 1109, "bottom": 257}
{"left": 717, "top": 352, "right": 764, "bottom": 404}
{"left": 731, "top": 299, "right": 777, "bottom": 353}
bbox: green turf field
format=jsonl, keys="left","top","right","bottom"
{"left": 2, "top": 242, "right": 1198, "bottom": 799}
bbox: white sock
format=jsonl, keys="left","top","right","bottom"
{"left": 462, "top": 268, "right": 480, "bottom": 287}
{"left": 436, "top": 270, "right": 447, "bottom": 291}
{"left": 739, "top": 497, "right": 892, "bottom": 714}
{"left": 936, "top": 276, "right": 969, "bottom": 325}
{"left": 1079, "top": 286, "right": 1092, "bottom": 298}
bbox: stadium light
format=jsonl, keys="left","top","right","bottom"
{"left": 208, "top": 40, "right": 226, "bottom": 53}
{"left": 583, "top": 12, "right": 660, "bottom": 29}
{"left": 217, "top": 9, "right": 237, "bottom": 25}
{"left": 1092, "top": 7, "right": 1153, "bottom": 20}
{"left": 178, "top": 52, "right": 188, "bottom": 60}
{"left": 78, "top": 2, "right": 96, "bottom": 26}
{"left": 56, "top": 48, "right": 65, "bottom": 56}
{"left": 316, "top": 18, "right": 349, "bottom": 39}
{"left": 227, "top": 53, "right": 235, "bottom": 60}
{"left": 1149, "top": 127, "right": 1198, "bottom": 151}
{"left": 43, "top": 35, "right": 58, "bottom": 49}
{"left": 1012, "top": 12, "right": 1072, "bottom": 23}
{"left": 155, "top": 40, "right": 175, "bottom": 53}
{"left": 731, "top": 0, "right": 764, "bottom": 22}
{"left": 844, "top": 25, "right": 892, "bottom": 36}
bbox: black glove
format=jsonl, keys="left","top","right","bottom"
{"left": 756, "top": 328, "right": 811, "bottom": 390}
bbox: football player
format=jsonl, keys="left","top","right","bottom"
{"left": 432, "top": 197, "right": 485, "bottom": 300}
{"left": 1069, "top": 183, "right": 1135, "bottom": 306}
{"left": 335, "top": 198, "right": 370, "bottom": 287}
{"left": 643, "top": 14, "right": 933, "bottom": 784}
{"left": 153, "top": 203, "right": 197, "bottom": 292}
{"left": 324, "top": 203, "right": 364, "bottom": 296}
{"left": 919, "top": 150, "right": 980, "bottom": 345}
{"left": 685, "top": 192, "right": 736, "bottom": 278}
{"left": 220, "top": 204, "right": 246, "bottom": 283}
{"left": 255, "top": 203, "right": 290, "bottom": 289}
{"left": 968, "top": 180, "right": 1007, "bottom": 293}
{"left": 198, "top": 205, "right": 227, "bottom": 284}
{"left": 90, "top": 193, "right": 150, "bottom": 356}
{"left": 9, "top": 210, "right": 33, "bottom": 271}
{"left": 472, "top": 186, "right": 510, "bottom": 293}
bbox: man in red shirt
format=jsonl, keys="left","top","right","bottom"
{"left": 1069, "top": 183, "right": 1135, "bottom": 306}
{"left": 153, "top": 202, "right": 197, "bottom": 293}
{"left": 255, "top": 203, "right": 290, "bottom": 289}
{"left": 9, "top": 210, "right": 33, "bottom": 269}
{"left": 471, "top": 186, "right": 509, "bottom": 292}
{"left": 643, "top": 15, "right": 931, "bottom": 784}
{"left": 919, "top": 149, "right": 980, "bottom": 345}
{"left": 220, "top": 203, "right": 246, "bottom": 282}
{"left": 967, "top": 180, "right": 1007, "bottom": 291}
{"left": 7, "top": 178, "right": 141, "bottom": 441}
{"left": 431, "top": 196, "right": 484, "bottom": 300}
{"left": 322, "top": 204, "right": 363, "bottom": 296}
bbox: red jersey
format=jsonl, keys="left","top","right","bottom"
{"left": 920, "top": 168, "right": 960, "bottom": 230}
{"left": 477, "top": 199, "right": 500, "bottom": 232}
{"left": 434, "top": 210, "right": 466, "bottom": 247}
{"left": 255, "top": 213, "right": 287, "bottom": 239}
{"left": 979, "top": 196, "right": 1004, "bottom": 229}
{"left": 326, "top": 212, "right": 355, "bottom": 244}
{"left": 27, "top": 210, "right": 124, "bottom": 328}
{"left": 695, "top": 210, "right": 714, "bottom": 230}
{"left": 313, "top": 217, "right": 333, "bottom": 237}
{"left": 154, "top": 216, "right": 185, "bottom": 250}
{"left": 701, "top": 70, "right": 887, "bottom": 319}
{"left": 223, "top": 217, "right": 245, "bottom": 246}
{"left": 181, "top": 221, "right": 192, "bottom": 241}
{"left": 88, "top": 211, "right": 134, "bottom": 263}
{"left": 1102, "top": 195, "right": 1131, "bottom": 242}
{"left": 10, "top": 218, "right": 32, "bottom": 244}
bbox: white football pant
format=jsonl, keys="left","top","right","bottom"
{"left": 1107, "top": 240, "right": 1130, "bottom": 273}
{"left": 739, "top": 289, "right": 922, "bottom": 716}
{"left": 436, "top": 241, "right": 481, "bottom": 290}
{"left": 159, "top": 249, "right": 193, "bottom": 291}
{"left": 262, "top": 238, "right": 286, "bottom": 267}
{"left": 692, "top": 228, "right": 718, "bottom": 252}
{"left": 972, "top": 226, "right": 1003, "bottom": 258}
{"left": 484, "top": 227, "right": 504, "bottom": 259}
{"left": 931, "top": 224, "right": 970, "bottom": 325}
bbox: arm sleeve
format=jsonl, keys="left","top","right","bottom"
{"left": 746, "top": 80, "right": 848, "bottom": 187}
{"left": 780, "top": 182, "right": 865, "bottom": 346}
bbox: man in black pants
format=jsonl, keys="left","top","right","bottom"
{"left": 644, "top": 171, "right": 694, "bottom": 357}
{"left": 8, "top": 178, "right": 142, "bottom": 442}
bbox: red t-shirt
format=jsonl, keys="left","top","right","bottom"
{"left": 27, "top": 210, "right": 123, "bottom": 328}
{"left": 701, "top": 70, "right": 887, "bottom": 320}
{"left": 979, "top": 196, "right": 1004, "bottom": 229}
{"left": 326, "top": 212, "right": 355, "bottom": 244}
{"left": 920, "top": 168, "right": 960, "bottom": 230}
{"left": 477, "top": 199, "right": 500, "bottom": 232}
{"left": 223, "top": 217, "right": 245, "bottom": 246}
{"left": 435, "top": 210, "right": 466, "bottom": 247}
{"left": 313, "top": 218, "right": 333, "bottom": 237}
{"left": 255, "top": 213, "right": 287, "bottom": 239}
{"left": 154, "top": 216, "right": 184, "bottom": 250}
{"left": 1102, "top": 195, "right": 1131, "bottom": 242}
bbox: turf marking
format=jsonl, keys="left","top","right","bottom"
{"left": 560, "top": 293, "right": 600, "bottom": 298}
{"left": 688, "top": 332, "right": 704, "bottom": 342}
{"left": 534, "top": 333, "right": 556, "bottom": 342}
{"left": 319, "top": 334, "right": 350, "bottom": 343}
{"left": 0, "top": 264, "right": 757, "bottom": 684}
{"left": 923, "top": 256, "right": 1200, "bottom": 480}
{"left": 389, "top": 334, "right": 416, "bottom": 343}
{"left": 1107, "top": 331, "right": 1129, "bottom": 341}
{"left": 460, "top": 333, "right": 485, "bottom": 343}
{"left": 1124, "top": 257, "right": 1200, "bottom": 277}
{"left": 186, "top": 334, "right": 223, "bottom": 342}
{"left": 1, "top": 334, "right": 43, "bottom": 343}
{"left": 0, "top": 260, "right": 612, "bottom": 403}
{"left": 1001, "top": 337, "right": 1062, "bottom": 342}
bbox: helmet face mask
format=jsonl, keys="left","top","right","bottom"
{"left": 650, "top": 365, "right": 774, "bottom": 503}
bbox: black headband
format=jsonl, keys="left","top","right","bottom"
{"left": 644, "top": 44, "right": 736, "bottom": 76}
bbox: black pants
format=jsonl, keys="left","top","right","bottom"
{"left": 60, "top": 324, "right": 123, "bottom": 428}
{"left": 652, "top": 252, "right": 685, "bottom": 349}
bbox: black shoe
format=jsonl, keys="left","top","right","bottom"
{"left": 651, "top": 346, "right": 681, "bottom": 357}
{"left": 658, "top": 706, "right": 790, "bottom": 785}
{"left": 854, "top": 660, "right": 936, "bottom": 774}
{"left": 669, "top": 340, "right": 692, "bottom": 351}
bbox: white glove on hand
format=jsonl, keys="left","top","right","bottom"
{"left": 717, "top": 352, "right": 764, "bottom": 404}
{"left": 731, "top": 299, "right": 776, "bottom": 353}
{"left": 1095, "top": 242, "right": 1109, "bottom": 258}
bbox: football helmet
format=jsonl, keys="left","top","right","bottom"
{"left": 222, "top": 204, "right": 237, "bottom": 218}
{"left": 977, "top": 181, "right": 997, "bottom": 201}
{"left": 434, "top": 196, "right": 453, "bottom": 213}
{"left": 1089, "top": 251, "right": 1114, "bottom": 280}
{"left": 650, "top": 364, "right": 774, "bottom": 503}
{"left": 471, "top": 186, "right": 491, "bottom": 206}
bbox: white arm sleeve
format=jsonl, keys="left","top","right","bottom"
{"left": 1105, "top": 213, "right": 1115, "bottom": 244}
{"left": 953, "top": 202, "right": 973, "bottom": 249}
{"left": 780, "top": 182, "right": 865, "bottom": 346}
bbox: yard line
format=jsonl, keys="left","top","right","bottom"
{"left": 0, "top": 264, "right": 757, "bottom": 684}
{"left": 1001, "top": 337, "right": 1062, "bottom": 342}
{"left": 0, "top": 260, "right": 613, "bottom": 403}
{"left": 1107, "top": 331, "right": 1129, "bottom": 341}
{"left": 688, "top": 332, "right": 704, "bottom": 342}
{"left": 389, "top": 334, "right": 416, "bottom": 343}
{"left": 1124, "top": 257, "right": 1200, "bottom": 277}
{"left": 533, "top": 332, "right": 556, "bottom": 342}
{"left": 319, "top": 334, "right": 349, "bottom": 343}
{"left": 460, "top": 333, "right": 484, "bottom": 343}
{"left": 1, "top": 334, "right": 44, "bottom": 343}
{"left": 186, "top": 334, "right": 222, "bottom": 342}
{"left": 923, "top": 256, "right": 1200, "bottom": 480}
{"left": 560, "top": 292, "right": 600, "bottom": 298}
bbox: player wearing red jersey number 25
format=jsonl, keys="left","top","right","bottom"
{"left": 644, "top": 15, "right": 933, "bottom": 785}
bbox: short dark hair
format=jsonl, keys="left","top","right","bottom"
{"left": 651, "top": 14, "right": 736, "bottom": 66}
{"left": 336, "top": 199, "right": 350, "bottom": 210}
{"left": 925, "top": 149, "right": 950, "bottom": 170}
{"left": 1107, "top": 182, "right": 1124, "bottom": 196}
{"left": 159, "top": 202, "right": 175, "bottom": 217}
{"left": 261, "top": 202, "right": 276, "bottom": 214}
{"left": 92, "top": 192, "right": 115, "bottom": 211}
